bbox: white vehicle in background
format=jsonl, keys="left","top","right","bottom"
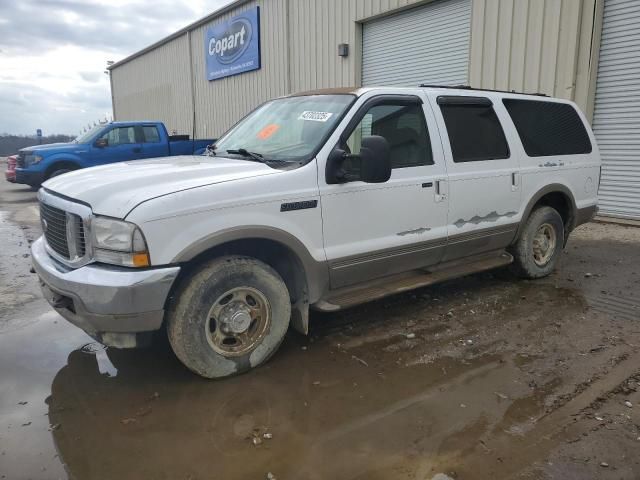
{"left": 32, "top": 86, "right": 600, "bottom": 378}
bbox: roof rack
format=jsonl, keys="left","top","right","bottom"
{"left": 418, "top": 84, "right": 549, "bottom": 97}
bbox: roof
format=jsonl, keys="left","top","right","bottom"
{"left": 288, "top": 87, "right": 362, "bottom": 97}
{"left": 109, "top": 0, "right": 253, "bottom": 70}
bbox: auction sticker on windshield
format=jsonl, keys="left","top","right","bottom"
{"left": 257, "top": 124, "right": 280, "bottom": 140}
{"left": 299, "top": 111, "right": 333, "bottom": 122}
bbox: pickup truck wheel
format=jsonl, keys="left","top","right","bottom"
{"left": 511, "top": 206, "right": 564, "bottom": 279}
{"left": 48, "top": 168, "right": 73, "bottom": 179}
{"left": 167, "top": 256, "right": 291, "bottom": 379}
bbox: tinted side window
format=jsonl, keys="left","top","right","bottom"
{"left": 346, "top": 103, "right": 433, "bottom": 168}
{"left": 142, "top": 126, "right": 161, "bottom": 143}
{"left": 439, "top": 100, "right": 510, "bottom": 162}
{"left": 503, "top": 99, "right": 592, "bottom": 156}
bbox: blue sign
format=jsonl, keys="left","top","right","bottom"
{"left": 205, "top": 7, "right": 261, "bottom": 81}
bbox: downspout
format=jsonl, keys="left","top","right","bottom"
{"left": 108, "top": 68, "right": 116, "bottom": 121}
{"left": 285, "top": 0, "right": 292, "bottom": 94}
{"left": 187, "top": 30, "right": 197, "bottom": 138}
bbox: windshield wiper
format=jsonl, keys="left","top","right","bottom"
{"left": 226, "top": 148, "right": 265, "bottom": 162}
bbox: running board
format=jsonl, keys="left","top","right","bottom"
{"left": 313, "top": 251, "right": 513, "bottom": 312}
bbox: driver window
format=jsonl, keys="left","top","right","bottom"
{"left": 345, "top": 103, "right": 433, "bottom": 168}
{"left": 101, "top": 127, "right": 136, "bottom": 147}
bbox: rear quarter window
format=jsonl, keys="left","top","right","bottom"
{"left": 502, "top": 99, "right": 592, "bottom": 157}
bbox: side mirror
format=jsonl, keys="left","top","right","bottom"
{"left": 359, "top": 135, "right": 391, "bottom": 183}
{"left": 325, "top": 135, "right": 391, "bottom": 184}
{"left": 95, "top": 138, "right": 108, "bottom": 148}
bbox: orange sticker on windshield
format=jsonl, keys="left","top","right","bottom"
{"left": 257, "top": 124, "right": 280, "bottom": 140}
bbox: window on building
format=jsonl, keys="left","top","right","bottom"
{"left": 101, "top": 127, "right": 136, "bottom": 146}
{"left": 503, "top": 99, "right": 592, "bottom": 156}
{"left": 346, "top": 103, "right": 433, "bottom": 168}
{"left": 142, "top": 126, "right": 161, "bottom": 143}
{"left": 438, "top": 98, "right": 510, "bottom": 162}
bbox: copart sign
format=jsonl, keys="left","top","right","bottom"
{"left": 205, "top": 7, "right": 260, "bottom": 81}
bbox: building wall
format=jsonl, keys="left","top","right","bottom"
{"left": 110, "top": 33, "right": 193, "bottom": 135}
{"left": 469, "top": 0, "right": 603, "bottom": 119}
{"left": 110, "top": 0, "right": 604, "bottom": 137}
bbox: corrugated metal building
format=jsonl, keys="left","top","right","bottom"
{"left": 109, "top": 0, "right": 640, "bottom": 220}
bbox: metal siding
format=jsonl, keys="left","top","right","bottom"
{"left": 361, "top": 0, "right": 472, "bottom": 86}
{"left": 468, "top": 0, "right": 599, "bottom": 116}
{"left": 111, "top": 34, "right": 192, "bottom": 135}
{"left": 109, "top": 0, "right": 603, "bottom": 147}
{"left": 592, "top": 0, "right": 640, "bottom": 219}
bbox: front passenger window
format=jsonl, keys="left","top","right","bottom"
{"left": 100, "top": 127, "right": 136, "bottom": 147}
{"left": 346, "top": 103, "right": 433, "bottom": 168}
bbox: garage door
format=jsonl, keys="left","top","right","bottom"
{"left": 362, "top": 0, "right": 471, "bottom": 87}
{"left": 592, "top": 0, "right": 640, "bottom": 220}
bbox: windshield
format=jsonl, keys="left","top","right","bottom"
{"left": 213, "top": 94, "right": 355, "bottom": 162}
{"left": 73, "top": 124, "right": 104, "bottom": 144}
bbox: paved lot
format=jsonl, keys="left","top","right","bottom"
{"left": 1, "top": 177, "right": 640, "bottom": 480}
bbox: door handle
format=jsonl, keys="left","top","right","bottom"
{"left": 435, "top": 179, "right": 448, "bottom": 202}
{"left": 511, "top": 171, "right": 520, "bottom": 191}
{"left": 133, "top": 147, "right": 141, "bottom": 153}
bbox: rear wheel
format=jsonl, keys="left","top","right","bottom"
{"left": 167, "top": 256, "right": 291, "bottom": 378}
{"left": 511, "top": 206, "right": 564, "bottom": 279}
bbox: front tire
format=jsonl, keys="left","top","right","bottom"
{"left": 48, "top": 168, "right": 74, "bottom": 179}
{"left": 510, "top": 206, "right": 564, "bottom": 279}
{"left": 167, "top": 256, "right": 291, "bottom": 379}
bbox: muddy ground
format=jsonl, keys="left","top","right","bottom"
{"left": 1, "top": 177, "right": 639, "bottom": 480}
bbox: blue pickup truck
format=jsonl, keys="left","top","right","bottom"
{"left": 14, "top": 121, "right": 215, "bottom": 188}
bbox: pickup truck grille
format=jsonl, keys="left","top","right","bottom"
{"left": 17, "top": 152, "right": 25, "bottom": 168}
{"left": 40, "top": 202, "right": 86, "bottom": 259}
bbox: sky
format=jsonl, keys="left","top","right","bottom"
{"left": 0, "top": 0, "right": 230, "bottom": 136}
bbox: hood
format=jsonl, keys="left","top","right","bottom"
{"left": 42, "top": 155, "right": 280, "bottom": 218}
{"left": 20, "top": 142, "right": 78, "bottom": 154}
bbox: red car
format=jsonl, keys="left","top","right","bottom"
{"left": 4, "top": 155, "right": 17, "bottom": 182}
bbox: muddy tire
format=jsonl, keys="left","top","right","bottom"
{"left": 166, "top": 256, "right": 291, "bottom": 379}
{"left": 510, "top": 206, "right": 564, "bottom": 279}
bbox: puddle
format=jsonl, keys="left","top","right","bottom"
{"left": 1, "top": 213, "right": 640, "bottom": 478}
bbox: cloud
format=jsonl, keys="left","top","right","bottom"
{"left": 0, "top": 0, "right": 229, "bottom": 134}
{"left": 0, "top": 0, "right": 211, "bottom": 56}
{"left": 79, "top": 71, "right": 102, "bottom": 83}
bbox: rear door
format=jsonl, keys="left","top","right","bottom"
{"left": 319, "top": 93, "right": 449, "bottom": 289}
{"left": 138, "top": 125, "right": 169, "bottom": 159}
{"left": 92, "top": 126, "right": 142, "bottom": 165}
{"left": 428, "top": 93, "right": 521, "bottom": 261}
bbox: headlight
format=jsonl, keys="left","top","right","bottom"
{"left": 26, "top": 154, "right": 43, "bottom": 165}
{"left": 91, "top": 216, "right": 150, "bottom": 267}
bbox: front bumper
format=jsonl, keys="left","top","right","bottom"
{"left": 15, "top": 168, "right": 45, "bottom": 186}
{"left": 31, "top": 236, "right": 180, "bottom": 345}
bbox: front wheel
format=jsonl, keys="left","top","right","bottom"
{"left": 167, "top": 256, "right": 291, "bottom": 378}
{"left": 510, "top": 206, "right": 564, "bottom": 279}
{"left": 48, "top": 168, "right": 74, "bottom": 179}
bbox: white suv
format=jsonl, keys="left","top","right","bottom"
{"left": 32, "top": 86, "right": 600, "bottom": 378}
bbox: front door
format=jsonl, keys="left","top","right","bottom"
{"left": 91, "top": 126, "right": 142, "bottom": 166}
{"left": 319, "top": 93, "right": 449, "bottom": 289}
{"left": 428, "top": 93, "right": 521, "bottom": 261}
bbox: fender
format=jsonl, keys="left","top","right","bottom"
{"left": 172, "top": 226, "right": 329, "bottom": 336}
{"left": 42, "top": 152, "right": 84, "bottom": 171}
{"left": 172, "top": 225, "right": 330, "bottom": 330}
{"left": 513, "top": 183, "right": 577, "bottom": 244}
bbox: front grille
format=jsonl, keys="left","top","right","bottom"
{"left": 17, "top": 153, "right": 25, "bottom": 168}
{"left": 40, "top": 202, "right": 86, "bottom": 259}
